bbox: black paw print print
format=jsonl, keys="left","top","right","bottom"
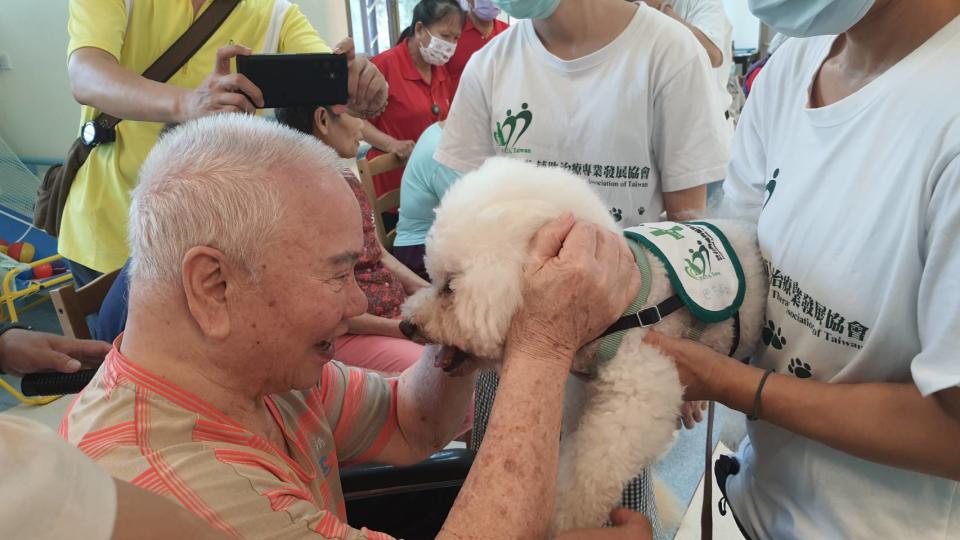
{"left": 788, "top": 358, "right": 812, "bottom": 378}
{"left": 761, "top": 320, "right": 787, "bottom": 350}
{"left": 637, "top": 207, "right": 646, "bottom": 216}
{"left": 610, "top": 208, "right": 623, "bottom": 222}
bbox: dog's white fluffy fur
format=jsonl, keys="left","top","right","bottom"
{"left": 403, "top": 158, "right": 767, "bottom": 533}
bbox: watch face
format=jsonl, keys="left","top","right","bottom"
{"left": 81, "top": 122, "right": 97, "bottom": 145}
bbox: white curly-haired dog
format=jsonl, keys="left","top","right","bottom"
{"left": 402, "top": 158, "right": 767, "bottom": 534}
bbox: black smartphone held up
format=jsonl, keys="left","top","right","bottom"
{"left": 236, "top": 53, "right": 348, "bottom": 108}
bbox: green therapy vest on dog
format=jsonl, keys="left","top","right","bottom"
{"left": 593, "top": 221, "right": 746, "bottom": 365}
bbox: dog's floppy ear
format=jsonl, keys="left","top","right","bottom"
{"left": 452, "top": 254, "right": 525, "bottom": 351}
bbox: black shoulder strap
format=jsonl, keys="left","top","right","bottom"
{"left": 94, "top": 0, "right": 242, "bottom": 131}
{"left": 598, "top": 294, "right": 686, "bottom": 338}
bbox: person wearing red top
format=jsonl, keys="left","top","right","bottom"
{"left": 447, "top": 0, "right": 509, "bottom": 96}
{"left": 362, "top": 0, "right": 465, "bottom": 196}
{"left": 277, "top": 104, "right": 431, "bottom": 375}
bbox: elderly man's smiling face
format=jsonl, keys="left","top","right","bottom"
{"left": 228, "top": 166, "right": 368, "bottom": 393}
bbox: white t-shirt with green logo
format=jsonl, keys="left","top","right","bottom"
{"left": 721, "top": 18, "right": 960, "bottom": 540}
{"left": 435, "top": 3, "right": 730, "bottom": 228}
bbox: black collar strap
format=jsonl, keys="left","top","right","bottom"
{"left": 600, "top": 296, "right": 742, "bottom": 359}
{"left": 599, "top": 294, "right": 686, "bottom": 339}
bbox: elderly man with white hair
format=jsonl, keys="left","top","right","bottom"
{"left": 61, "top": 113, "right": 650, "bottom": 539}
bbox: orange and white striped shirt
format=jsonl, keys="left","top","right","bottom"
{"left": 61, "top": 344, "right": 398, "bottom": 540}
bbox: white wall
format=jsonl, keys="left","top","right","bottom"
{"left": 0, "top": 0, "right": 76, "bottom": 161}
{"left": 723, "top": 0, "right": 761, "bottom": 51}
{"left": 0, "top": 0, "right": 350, "bottom": 161}
{"left": 298, "top": 0, "right": 350, "bottom": 47}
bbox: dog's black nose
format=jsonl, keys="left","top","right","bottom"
{"left": 399, "top": 320, "right": 418, "bottom": 340}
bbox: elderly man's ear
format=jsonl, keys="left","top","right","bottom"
{"left": 181, "top": 246, "right": 236, "bottom": 340}
{"left": 312, "top": 106, "right": 330, "bottom": 137}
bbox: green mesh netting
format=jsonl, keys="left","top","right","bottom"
{"left": 0, "top": 133, "right": 41, "bottom": 219}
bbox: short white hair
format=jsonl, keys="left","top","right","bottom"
{"left": 129, "top": 113, "right": 341, "bottom": 286}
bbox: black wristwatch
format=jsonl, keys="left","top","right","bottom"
{"left": 80, "top": 119, "right": 116, "bottom": 148}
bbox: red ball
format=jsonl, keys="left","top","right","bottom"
{"left": 32, "top": 263, "right": 54, "bottom": 280}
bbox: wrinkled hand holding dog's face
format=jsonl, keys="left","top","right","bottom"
{"left": 507, "top": 218, "right": 641, "bottom": 366}
{"left": 402, "top": 215, "right": 640, "bottom": 373}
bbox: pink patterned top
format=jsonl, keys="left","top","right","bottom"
{"left": 344, "top": 171, "right": 407, "bottom": 319}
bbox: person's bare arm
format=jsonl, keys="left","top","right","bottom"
{"left": 345, "top": 313, "right": 406, "bottom": 338}
{"left": 381, "top": 246, "right": 430, "bottom": 293}
{"left": 111, "top": 479, "right": 231, "bottom": 540}
{"left": 440, "top": 342, "right": 569, "bottom": 539}
{"left": 439, "top": 216, "right": 642, "bottom": 539}
{"left": 645, "top": 331, "right": 960, "bottom": 482}
{"left": 370, "top": 345, "right": 478, "bottom": 465}
{"left": 361, "top": 120, "right": 415, "bottom": 159}
{"left": 0, "top": 329, "right": 109, "bottom": 376}
{"left": 639, "top": 1, "right": 723, "bottom": 67}
{"left": 937, "top": 387, "right": 960, "bottom": 423}
{"left": 664, "top": 185, "right": 707, "bottom": 221}
{"left": 553, "top": 509, "right": 652, "bottom": 539}
{"left": 68, "top": 45, "right": 264, "bottom": 123}
{"left": 663, "top": 6, "right": 723, "bottom": 67}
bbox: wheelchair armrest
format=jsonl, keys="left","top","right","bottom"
{"left": 340, "top": 448, "right": 475, "bottom": 501}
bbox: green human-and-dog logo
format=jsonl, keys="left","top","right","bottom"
{"left": 649, "top": 226, "right": 718, "bottom": 280}
{"left": 683, "top": 240, "right": 719, "bottom": 280}
{"left": 494, "top": 103, "right": 533, "bottom": 154}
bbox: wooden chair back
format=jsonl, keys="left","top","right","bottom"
{"left": 51, "top": 269, "right": 121, "bottom": 340}
{"left": 356, "top": 152, "right": 406, "bottom": 250}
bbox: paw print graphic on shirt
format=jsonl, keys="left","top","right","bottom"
{"left": 610, "top": 208, "right": 623, "bottom": 222}
{"left": 761, "top": 320, "right": 787, "bottom": 350}
{"left": 788, "top": 358, "right": 812, "bottom": 378}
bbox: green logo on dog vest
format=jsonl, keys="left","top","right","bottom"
{"left": 625, "top": 221, "right": 745, "bottom": 323}
{"left": 684, "top": 240, "right": 718, "bottom": 280}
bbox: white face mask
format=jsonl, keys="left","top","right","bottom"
{"left": 419, "top": 30, "right": 457, "bottom": 66}
{"left": 748, "top": 0, "right": 876, "bottom": 37}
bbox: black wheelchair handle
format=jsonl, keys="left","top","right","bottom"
{"left": 20, "top": 369, "right": 97, "bottom": 396}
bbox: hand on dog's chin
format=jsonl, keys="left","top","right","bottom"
{"left": 570, "top": 340, "right": 602, "bottom": 379}
{"left": 433, "top": 345, "right": 486, "bottom": 377}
